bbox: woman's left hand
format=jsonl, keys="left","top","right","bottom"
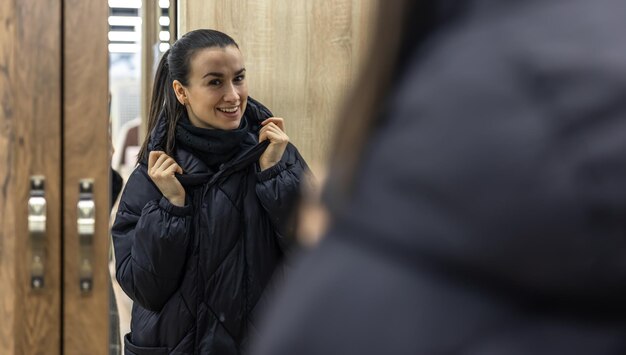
{"left": 259, "top": 117, "right": 289, "bottom": 171}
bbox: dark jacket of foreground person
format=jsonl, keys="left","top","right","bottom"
{"left": 250, "top": 1, "right": 626, "bottom": 354}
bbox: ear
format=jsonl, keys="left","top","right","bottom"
{"left": 172, "top": 80, "right": 188, "bottom": 105}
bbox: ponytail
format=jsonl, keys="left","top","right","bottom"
{"left": 137, "top": 49, "right": 186, "bottom": 163}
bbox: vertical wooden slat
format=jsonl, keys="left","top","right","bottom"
{"left": 17, "top": 0, "right": 63, "bottom": 352}
{"left": 177, "top": 0, "right": 377, "bottom": 176}
{"left": 169, "top": 0, "right": 178, "bottom": 42}
{"left": 1, "top": 0, "right": 63, "bottom": 353}
{"left": 63, "top": 0, "right": 109, "bottom": 353}
{"left": 140, "top": 0, "right": 159, "bottom": 146}
{"left": 0, "top": 0, "right": 18, "bottom": 351}
{"left": 177, "top": 0, "right": 187, "bottom": 40}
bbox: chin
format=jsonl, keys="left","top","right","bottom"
{"left": 222, "top": 118, "right": 243, "bottom": 130}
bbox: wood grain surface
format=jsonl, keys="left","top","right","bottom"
{"left": 63, "top": 0, "right": 110, "bottom": 353}
{"left": 0, "top": 0, "right": 17, "bottom": 352}
{"left": 1, "top": 0, "right": 63, "bottom": 353}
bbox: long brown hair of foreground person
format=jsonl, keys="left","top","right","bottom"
{"left": 327, "top": 1, "right": 465, "bottom": 207}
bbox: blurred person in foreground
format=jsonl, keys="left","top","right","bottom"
{"left": 250, "top": 0, "right": 626, "bottom": 354}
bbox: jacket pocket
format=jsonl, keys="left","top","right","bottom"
{"left": 124, "top": 333, "right": 169, "bottom": 355}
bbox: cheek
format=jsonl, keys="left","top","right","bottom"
{"left": 194, "top": 91, "right": 220, "bottom": 109}
{"left": 239, "top": 86, "right": 249, "bottom": 98}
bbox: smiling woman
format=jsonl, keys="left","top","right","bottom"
{"left": 111, "top": 29, "right": 309, "bottom": 354}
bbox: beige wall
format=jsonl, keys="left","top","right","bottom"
{"left": 178, "top": 0, "right": 377, "bottom": 175}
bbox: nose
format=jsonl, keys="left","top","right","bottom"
{"left": 223, "top": 83, "right": 240, "bottom": 103}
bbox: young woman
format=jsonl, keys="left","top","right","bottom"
{"left": 112, "top": 29, "right": 307, "bottom": 354}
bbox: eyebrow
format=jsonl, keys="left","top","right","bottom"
{"left": 203, "top": 68, "right": 246, "bottom": 78}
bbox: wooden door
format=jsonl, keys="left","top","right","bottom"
{"left": 63, "top": 0, "right": 110, "bottom": 353}
{"left": 0, "top": 0, "right": 63, "bottom": 353}
{"left": 0, "top": 0, "right": 110, "bottom": 353}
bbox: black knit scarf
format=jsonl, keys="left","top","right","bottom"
{"left": 175, "top": 112, "right": 256, "bottom": 170}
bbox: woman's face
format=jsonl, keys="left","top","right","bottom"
{"left": 174, "top": 45, "right": 248, "bottom": 130}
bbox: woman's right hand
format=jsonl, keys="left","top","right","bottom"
{"left": 148, "top": 151, "right": 185, "bottom": 206}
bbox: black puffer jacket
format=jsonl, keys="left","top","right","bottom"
{"left": 251, "top": 1, "right": 626, "bottom": 354}
{"left": 112, "top": 98, "right": 307, "bottom": 354}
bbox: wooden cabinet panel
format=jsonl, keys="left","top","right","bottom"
{"left": 63, "top": 0, "right": 110, "bottom": 353}
{"left": 0, "top": 2, "right": 18, "bottom": 352}
{"left": 0, "top": 0, "right": 63, "bottom": 353}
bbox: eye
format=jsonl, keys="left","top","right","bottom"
{"left": 208, "top": 79, "right": 222, "bottom": 86}
{"left": 234, "top": 75, "right": 245, "bottom": 83}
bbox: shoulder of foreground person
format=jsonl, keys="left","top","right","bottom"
{"left": 248, "top": 1, "right": 626, "bottom": 354}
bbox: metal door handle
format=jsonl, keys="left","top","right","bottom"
{"left": 28, "top": 176, "right": 46, "bottom": 289}
{"left": 77, "top": 179, "right": 95, "bottom": 293}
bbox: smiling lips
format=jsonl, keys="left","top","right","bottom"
{"left": 217, "top": 106, "right": 239, "bottom": 114}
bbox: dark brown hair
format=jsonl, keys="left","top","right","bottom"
{"left": 137, "top": 29, "right": 239, "bottom": 163}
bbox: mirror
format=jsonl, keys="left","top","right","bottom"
{"left": 107, "top": 0, "right": 376, "bottom": 352}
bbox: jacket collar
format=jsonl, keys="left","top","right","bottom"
{"left": 148, "top": 96, "right": 271, "bottom": 152}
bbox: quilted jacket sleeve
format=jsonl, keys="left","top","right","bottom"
{"left": 255, "top": 143, "right": 309, "bottom": 249}
{"left": 112, "top": 165, "right": 192, "bottom": 311}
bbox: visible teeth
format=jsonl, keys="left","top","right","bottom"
{"left": 218, "top": 107, "right": 238, "bottom": 113}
